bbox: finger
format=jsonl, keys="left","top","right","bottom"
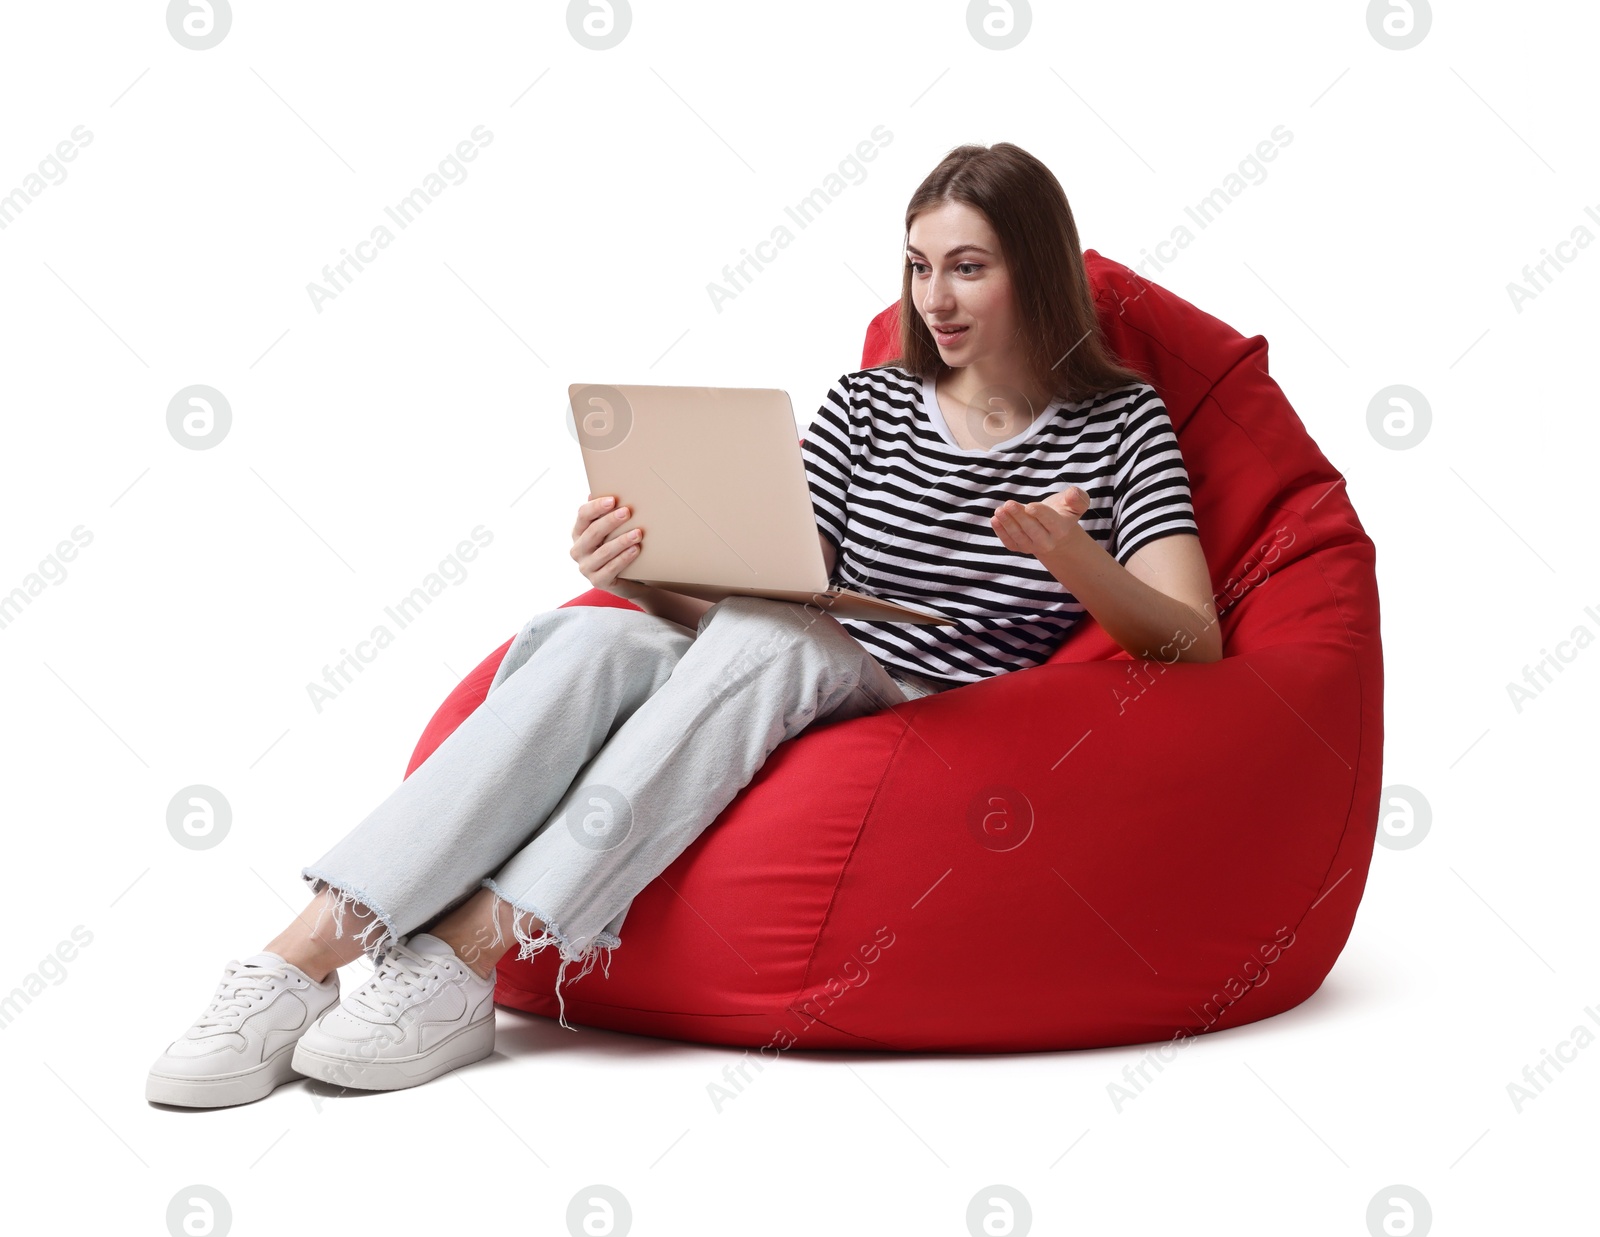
{"left": 588, "top": 524, "right": 636, "bottom": 576}
{"left": 993, "top": 508, "right": 1025, "bottom": 546}
{"left": 572, "top": 494, "right": 617, "bottom": 539}
{"left": 592, "top": 525, "right": 642, "bottom": 580}
{"left": 1011, "top": 511, "right": 1047, "bottom": 551}
{"left": 576, "top": 501, "right": 631, "bottom": 557}
{"left": 1029, "top": 501, "right": 1071, "bottom": 530}
{"left": 1010, "top": 502, "right": 1047, "bottom": 535}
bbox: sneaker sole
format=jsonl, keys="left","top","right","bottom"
{"left": 146, "top": 1040, "right": 302, "bottom": 1108}
{"left": 290, "top": 1015, "right": 495, "bottom": 1092}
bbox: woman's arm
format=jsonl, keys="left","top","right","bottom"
{"left": 1045, "top": 531, "right": 1221, "bottom": 664}
{"left": 992, "top": 493, "right": 1221, "bottom": 665}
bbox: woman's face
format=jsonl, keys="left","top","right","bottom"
{"left": 906, "top": 200, "right": 1022, "bottom": 373}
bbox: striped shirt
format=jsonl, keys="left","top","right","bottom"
{"left": 800, "top": 364, "right": 1199, "bottom": 685}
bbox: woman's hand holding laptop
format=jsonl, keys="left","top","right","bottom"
{"left": 571, "top": 494, "right": 715, "bottom": 629}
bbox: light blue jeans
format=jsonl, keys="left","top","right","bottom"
{"left": 301, "top": 593, "right": 953, "bottom": 1028}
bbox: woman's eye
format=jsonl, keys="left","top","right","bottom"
{"left": 908, "top": 261, "right": 981, "bottom": 276}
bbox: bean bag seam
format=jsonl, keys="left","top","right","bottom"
{"left": 1091, "top": 280, "right": 1338, "bottom": 587}
{"left": 493, "top": 978, "right": 900, "bottom": 1040}
{"left": 1118, "top": 318, "right": 1284, "bottom": 492}
{"left": 1108, "top": 318, "right": 1233, "bottom": 414}
{"left": 1114, "top": 315, "right": 1364, "bottom": 591}
{"left": 1087, "top": 258, "right": 1307, "bottom": 509}
{"left": 1088, "top": 258, "right": 1237, "bottom": 396}
{"left": 788, "top": 711, "right": 917, "bottom": 1006}
{"left": 1130, "top": 329, "right": 1367, "bottom": 562}
{"left": 1271, "top": 545, "right": 1371, "bottom": 950}
{"left": 793, "top": 1009, "right": 900, "bottom": 1050}
{"left": 499, "top": 998, "right": 902, "bottom": 1049}
{"left": 495, "top": 988, "right": 768, "bottom": 1020}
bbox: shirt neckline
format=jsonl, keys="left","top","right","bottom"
{"left": 919, "top": 372, "right": 1068, "bottom": 456}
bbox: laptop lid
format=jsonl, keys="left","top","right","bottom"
{"left": 569, "top": 381, "right": 829, "bottom": 593}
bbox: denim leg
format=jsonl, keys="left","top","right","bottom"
{"left": 299, "top": 603, "right": 695, "bottom": 964}
{"left": 481, "top": 593, "right": 911, "bottom": 1027}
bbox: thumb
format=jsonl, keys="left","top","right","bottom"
{"left": 1060, "top": 485, "right": 1090, "bottom": 517}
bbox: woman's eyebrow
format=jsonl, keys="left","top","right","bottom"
{"left": 905, "top": 244, "right": 993, "bottom": 258}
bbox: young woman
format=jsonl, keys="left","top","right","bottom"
{"left": 147, "top": 142, "right": 1219, "bottom": 1108}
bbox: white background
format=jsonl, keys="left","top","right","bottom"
{"left": 1, "top": 1, "right": 1595, "bottom": 1234}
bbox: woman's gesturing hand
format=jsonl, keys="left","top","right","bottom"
{"left": 991, "top": 486, "right": 1091, "bottom": 563}
{"left": 571, "top": 494, "right": 644, "bottom": 590}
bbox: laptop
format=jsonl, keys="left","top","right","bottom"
{"left": 569, "top": 381, "right": 956, "bottom": 625}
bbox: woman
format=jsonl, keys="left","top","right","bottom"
{"left": 147, "top": 142, "right": 1220, "bottom": 1108}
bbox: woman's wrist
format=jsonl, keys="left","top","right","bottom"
{"left": 600, "top": 578, "right": 657, "bottom": 611}
{"left": 593, "top": 575, "right": 715, "bottom": 628}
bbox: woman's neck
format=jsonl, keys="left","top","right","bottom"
{"left": 936, "top": 368, "right": 1056, "bottom": 419}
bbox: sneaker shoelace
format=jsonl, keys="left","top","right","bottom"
{"left": 348, "top": 943, "right": 445, "bottom": 1018}
{"left": 194, "top": 962, "right": 294, "bottom": 1030}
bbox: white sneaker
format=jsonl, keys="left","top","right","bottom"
{"left": 147, "top": 952, "right": 340, "bottom": 1108}
{"left": 291, "top": 933, "right": 495, "bottom": 1091}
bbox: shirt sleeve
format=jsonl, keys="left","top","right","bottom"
{"left": 1110, "top": 385, "right": 1200, "bottom": 565}
{"left": 799, "top": 373, "right": 855, "bottom": 553}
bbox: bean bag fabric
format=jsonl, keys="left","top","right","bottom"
{"left": 404, "top": 249, "right": 1383, "bottom": 1051}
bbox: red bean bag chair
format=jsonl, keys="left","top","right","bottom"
{"left": 405, "top": 249, "right": 1383, "bottom": 1051}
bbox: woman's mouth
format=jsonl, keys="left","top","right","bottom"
{"left": 932, "top": 323, "right": 970, "bottom": 347}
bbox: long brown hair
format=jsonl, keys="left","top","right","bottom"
{"left": 886, "top": 142, "right": 1148, "bottom": 405}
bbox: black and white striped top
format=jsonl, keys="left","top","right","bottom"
{"left": 800, "top": 364, "right": 1199, "bottom": 685}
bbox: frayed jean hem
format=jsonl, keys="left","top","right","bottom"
{"left": 300, "top": 866, "right": 402, "bottom": 968}
{"left": 480, "top": 877, "right": 621, "bottom": 1032}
